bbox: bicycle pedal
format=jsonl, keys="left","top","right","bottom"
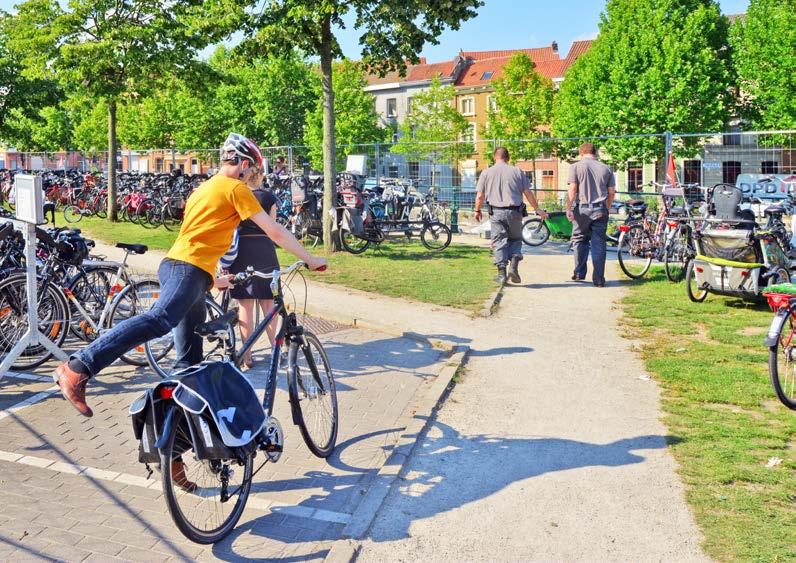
{"left": 260, "top": 416, "right": 284, "bottom": 462}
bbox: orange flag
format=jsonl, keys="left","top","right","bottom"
{"left": 666, "top": 154, "right": 678, "bottom": 186}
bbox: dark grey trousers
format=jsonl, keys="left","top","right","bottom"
{"left": 490, "top": 208, "right": 524, "bottom": 267}
{"left": 572, "top": 205, "right": 609, "bottom": 284}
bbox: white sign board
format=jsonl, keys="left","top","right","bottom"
{"left": 736, "top": 173, "right": 796, "bottom": 200}
{"left": 14, "top": 174, "right": 44, "bottom": 224}
{"left": 346, "top": 154, "right": 367, "bottom": 175}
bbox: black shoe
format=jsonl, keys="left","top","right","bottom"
{"left": 571, "top": 275, "right": 585, "bottom": 282}
{"left": 494, "top": 267, "right": 507, "bottom": 285}
{"left": 507, "top": 256, "right": 521, "bottom": 284}
{"left": 593, "top": 281, "right": 605, "bottom": 287}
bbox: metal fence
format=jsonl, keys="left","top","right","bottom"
{"left": 5, "top": 130, "right": 794, "bottom": 214}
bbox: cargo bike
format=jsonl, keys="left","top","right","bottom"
{"left": 686, "top": 184, "right": 791, "bottom": 302}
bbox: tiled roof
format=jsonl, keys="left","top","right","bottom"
{"left": 365, "top": 60, "right": 458, "bottom": 86}
{"left": 460, "top": 46, "right": 561, "bottom": 62}
{"left": 455, "top": 56, "right": 566, "bottom": 87}
{"left": 559, "top": 39, "right": 595, "bottom": 73}
{"left": 726, "top": 13, "right": 746, "bottom": 24}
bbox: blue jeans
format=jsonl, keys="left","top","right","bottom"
{"left": 572, "top": 205, "right": 609, "bottom": 284}
{"left": 75, "top": 259, "right": 210, "bottom": 377}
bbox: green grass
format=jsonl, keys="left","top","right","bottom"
{"left": 75, "top": 214, "right": 179, "bottom": 250}
{"left": 75, "top": 216, "right": 496, "bottom": 312}
{"left": 622, "top": 268, "right": 796, "bottom": 562}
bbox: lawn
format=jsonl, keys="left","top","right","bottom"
{"left": 74, "top": 216, "right": 496, "bottom": 312}
{"left": 622, "top": 268, "right": 796, "bottom": 561}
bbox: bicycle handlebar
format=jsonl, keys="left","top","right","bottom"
{"left": 231, "top": 260, "right": 327, "bottom": 288}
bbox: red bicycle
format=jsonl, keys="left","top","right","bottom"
{"left": 763, "top": 286, "right": 796, "bottom": 409}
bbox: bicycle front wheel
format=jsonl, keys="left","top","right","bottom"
{"left": 161, "top": 408, "right": 254, "bottom": 544}
{"left": 617, "top": 224, "right": 653, "bottom": 279}
{"left": 288, "top": 331, "right": 338, "bottom": 458}
{"left": 521, "top": 218, "right": 550, "bottom": 247}
{"left": 769, "top": 309, "right": 796, "bottom": 410}
{"left": 339, "top": 228, "right": 371, "bottom": 254}
{"left": 63, "top": 205, "right": 83, "bottom": 223}
{"left": 109, "top": 279, "right": 162, "bottom": 366}
{"left": 145, "top": 297, "right": 233, "bottom": 378}
{"left": 664, "top": 224, "right": 692, "bottom": 283}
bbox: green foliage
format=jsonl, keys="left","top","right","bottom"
{"left": 0, "top": 10, "right": 62, "bottom": 150}
{"left": 391, "top": 77, "right": 473, "bottom": 165}
{"left": 553, "top": 0, "right": 733, "bottom": 168}
{"left": 482, "top": 53, "right": 555, "bottom": 163}
{"left": 303, "top": 60, "right": 388, "bottom": 170}
{"left": 730, "top": 0, "right": 796, "bottom": 130}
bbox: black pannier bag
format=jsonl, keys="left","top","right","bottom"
{"left": 129, "top": 362, "right": 266, "bottom": 464}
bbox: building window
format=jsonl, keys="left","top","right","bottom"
{"left": 487, "top": 95, "right": 497, "bottom": 112}
{"left": 762, "top": 161, "right": 779, "bottom": 175}
{"left": 391, "top": 132, "right": 400, "bottom": 143}
{"left": 386, "top": 98, "right": 397, "bottom": 118}
{"left": 524, "top": 171, "right": 534, "bottom": 187}
{"left": 683, "top": 160, "right": 701, "bottom": 185}
{"left": 722, "top": 132, "right": 741, "bottom": 146}
{"left": 409, "top": 161, "right": 419, "bottom": 179}
{"left": 461, "top": 122, "right": 476, "bottom": 144}
{"left": 723, "top": 161, "right": 742, "bottom": 184}
{"left": 542, "top": 169, "right": 554, "bottom": 189}
{"left": 156, "top": 158, "right": 163, "bottom": 173}
{"left": 627, "top": 161, "right": 643, "bottom": 192}
{"left": 406, "top": 97, "right": 413, "bottom": 114}
{"left": 480, "top": 71, "right": 494, "bottom": 80}
{"left": 459, "top": 96, "right": 475, "bottom": 116}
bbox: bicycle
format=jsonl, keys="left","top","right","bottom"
{"left": 139, "top": 260, "right": 338, "bottom": 544}
{"left": 763, "top": 286, "right": 796, "bottom": 410}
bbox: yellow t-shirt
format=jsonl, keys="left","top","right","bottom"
{"left": 166, "top": 175, "right": 264, "bottom": 276}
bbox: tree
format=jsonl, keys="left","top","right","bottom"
{"left": 482, "top": 53, "right": 555, "bottom": 189}
{"left": 731, "top": 0, "right": 796, "bottom": 130}
{"left": 243, "top": 0, "right": 482, "bottom": 249}
{"left": 391, "top": 77, "right": 472, "bottom": 188}
{"left": 304, "top": 60, "right": 388, "bottom": 170}
{"left": 0, "top": 11, "right": 62, "bottom": 149}
{"left": 553, "top": 0, "right": 733, "bottom": 174}
{"left": 10, "top": 0, "right": 241, "bottom": 220}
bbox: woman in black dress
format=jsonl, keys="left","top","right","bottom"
{"left": 229, "top": 167, "right": 280, "bottom": 367}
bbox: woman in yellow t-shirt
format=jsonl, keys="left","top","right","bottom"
{"left": 54, "top": 133, "right": 327, "bottom": 419}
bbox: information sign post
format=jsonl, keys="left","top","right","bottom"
{"left": 0, "top": 175, "right": 69, "bottom": 378}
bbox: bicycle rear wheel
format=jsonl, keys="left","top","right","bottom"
{"left": 420, "top": 222, "right": 452, "bottom": 251}
{"left": 664, "top": 224, "right": 692, "bottom": 283}
{"left": 288, "top": 331, "right": 338, "bottom": 458}
{"left": 0, "top": 274, "right": 70, "bottom": 370}
{"left": 769, "top": 309, "right": 796, "bottom": 410}
{"left": 161, "top": 408, "right": 254, "bottom": 544}
{"left": 617, "top": 224, "right": 653, "bottom": 279}
{"left": 339, "top": 228, "right": 371, "bottom": 254}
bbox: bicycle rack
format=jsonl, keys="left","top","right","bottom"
{"left": 0, "top": 184, "right": 69, "bottom": 379}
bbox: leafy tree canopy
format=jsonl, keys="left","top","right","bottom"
{"left": 304, "top": 59, "right": 388, "bottom": 170}
{"left": 553, "top": 0, "right": 733, "bottom": 167}
{"left": 730, "top": 0, "right": 796, "bottom": 130}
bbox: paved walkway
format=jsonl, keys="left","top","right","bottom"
{"left": 309, "top": 245, "right": 707, "bottom": 561}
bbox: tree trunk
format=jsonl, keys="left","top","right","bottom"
{"left": 107, "top": 100, "right": 118, "bottom": 221}
{"left": 320, "top": 18, "right": 339, "bottom": 251}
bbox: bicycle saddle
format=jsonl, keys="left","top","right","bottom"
{"left": 115, "top": 242, "right": 148, "bottom": 254}
{"left": 764, "top": 204, "right": 787, "bottom": 217}
{"left": 195, "top": 308, "right": 239, "bottom": 337}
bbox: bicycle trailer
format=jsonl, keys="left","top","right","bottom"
{"left": 545, "top": 211, "right": 573, "bottom": 238}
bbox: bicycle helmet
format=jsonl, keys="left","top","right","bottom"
{"left": 220, "top": 133, "right": 263, "bottom": 168}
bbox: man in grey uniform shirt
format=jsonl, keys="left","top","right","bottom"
{"left": 475, "top": 147, "right": 547, "bottom": 284}
{"left": 565, "top": 142, "right": 616, "bottom": 287}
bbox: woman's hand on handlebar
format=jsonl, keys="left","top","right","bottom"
{"left": 306, "top": 256, "right": 328, "bottom": 272}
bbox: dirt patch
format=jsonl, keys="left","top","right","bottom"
{"left": 705, "top": 402, "right": 765, "bottom": 420}
{"left": 739, "top": 326, "right": 768, "bottom": 337}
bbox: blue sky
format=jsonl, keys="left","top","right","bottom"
{"left": 335, "top": 0, "right": 750, "bottom": 61}
{"left": 0, "top": 0, "right": 749, "bottom": 61}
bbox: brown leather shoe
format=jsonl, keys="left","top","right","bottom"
{"left": 171, "top": 458, "right": 197, "bottom": 493}
{"left": 54, "top": 363, "right": 93, "bottom": 417}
